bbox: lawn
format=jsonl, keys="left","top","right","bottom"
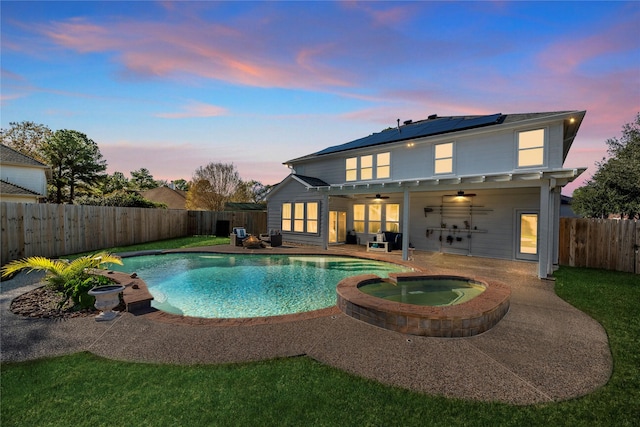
{"left": 2, "top": 237, "right": 639, "bottom": 426}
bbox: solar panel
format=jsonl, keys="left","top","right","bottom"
{"left": 315, "top": 113, "right": 504, "bottom": 156}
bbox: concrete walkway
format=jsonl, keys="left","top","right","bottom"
{"left": 0, "top": 246, "right": 612, "bottom": 405}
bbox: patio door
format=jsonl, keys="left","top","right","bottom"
{"left": 329, "top": 211, "right": 347, "bottom": 243}
{"left": 516, "top": 211, "right": 539, "bottom": 261}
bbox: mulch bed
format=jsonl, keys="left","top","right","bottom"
{"left": 10, "top": 286, "right": 124, "bottom": 320}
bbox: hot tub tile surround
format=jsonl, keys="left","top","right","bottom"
{"left": 336, "top": 272, "right": 511, "bottom": 337}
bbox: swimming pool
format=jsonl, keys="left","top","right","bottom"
{"left": 112, "top": 253, "right": 411, "bottom": 318}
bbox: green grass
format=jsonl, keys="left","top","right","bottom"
{"left": 2, "top": 254, "right": 639, "bottom": 425}
{"left": 72, "top": 235, "right": 230, "bottom": 257}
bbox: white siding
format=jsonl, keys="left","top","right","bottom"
{"left": 0, "top": 164, "right": 47, "bottom": 196}
{"left": 267, "top": 179, "right": 326, "bottom": 246}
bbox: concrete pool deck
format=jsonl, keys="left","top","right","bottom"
{"left": 0, "top": 245, "right": 612, "bottom": 405}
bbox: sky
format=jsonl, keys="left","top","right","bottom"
{"left": 1, "top": 1, "right": 639, "bottom": 195}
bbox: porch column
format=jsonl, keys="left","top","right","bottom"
{"left": 402, "top": 187, "right": 410, "bottom": 260}
{"left": 322, "top": 193, "right": 329, "bottom": 250}
{"left": 538, "top": 180, "right": 552, "bottom": 278}
{"left": 552, "top": 187, "right": 561, "bottom": 270}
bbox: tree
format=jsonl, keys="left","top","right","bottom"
{"left": 0, "top": 121, "right": 52, "bottom": 162}
{"left": 172, "top": 179, "right": 189, "bottom": 191}
{"left": 42, "top": 130, "right": 107, "bottom": 203}
{"left": 129, "top": 168, "right": 158, "bottom": 190}
{"left": 572, "top": 113, "right": 640, "bottom": 219}
{"left": 186, "top": 162, "right": 248, "bottom": 211}
{"left": 98, "top": 171, "right": 129, "bottom": 195}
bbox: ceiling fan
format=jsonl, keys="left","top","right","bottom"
{"left": 366, "top": 194, "right": 390, "bottom": 199}
{"left": 445, "top": 190, "right": 477, "bottom": 197}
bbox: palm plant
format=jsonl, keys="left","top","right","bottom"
{"left": 1, "top": 252, "right": 123, "bottom": 308}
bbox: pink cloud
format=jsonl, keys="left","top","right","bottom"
{"left": 155, "top": 101, "right": 228, "bottom": 119}
{"left": 36, "top": 16, "right": 353, "bottom": 90}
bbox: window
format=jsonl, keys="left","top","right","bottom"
{"left": 353, "top": 204, "right": 365, "bottom": 233}
{"left": 353, "top": 203, "right": 399, "bottom": 235}
{"left": 281, "top": 203, "right": 292, "bottom": 231}
{"left": 519, "top": 213, "right": 538, "bottom": 255}
{"left": 385, "top": 204, "right": 400, "bottom": 232}
{"left": 368, "top": 204, "right": 382, "bottom": 234}
{"left": 360, "top": 155, "right": 373, "bottom": 180}
{"left": 306, "top": 202, "right": 318, "bottom": 233}
{"left": 294, "top": 203, "right": 305, "bottom": 232}
{"left": 377, "top": 152, "right": 390, "bottom": 178}
{"left": 345, "top": 152, "right": 391, "bottom": 181}
{"left": 434, "top": 142, "right": 453, "bottom": 174}
{"left": 282, "top": 202, "right": 319, "bottom": 234}
{"left": 518, "top": 129, "right": 545, "bottom": 167}
{"left": 346, "top": 157, "right": 357, "bottom": 181}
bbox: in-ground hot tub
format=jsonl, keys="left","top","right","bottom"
{"left": 336, "top": 272, "right": 510, "bottom": 337}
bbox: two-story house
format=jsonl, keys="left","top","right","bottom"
{"left": 0, "top": 144, "right": 50, "bottom": 203}
{"left": 266, "top": 111, "right": 586, "bottom": 279}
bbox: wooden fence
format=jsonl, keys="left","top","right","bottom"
{"left": 559, "top": 218, "right": 639, "bottom": 274}
{"left": 1, "top": 202, "right": 266, "bottom": 266}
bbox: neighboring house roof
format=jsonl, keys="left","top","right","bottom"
{"left": 140, "top": 186, "right": 187, "bottom": 209}
{"left": 0, "top": 144, "right": 48, "bottom": 168}
{"left": 286, "top": 111, "right": 583, "bottom": 164}
{"left": 0, "top": 179, "right": 41, "bottom": 196}
{"left": 224, "top": 202, "right": 267, "bottom": 211}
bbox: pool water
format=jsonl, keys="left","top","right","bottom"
{"left": 112, "top": 253, "right": 410, "bottom": 318}
{"left": 358, "top": 278, "right": 486, "bottom": 306}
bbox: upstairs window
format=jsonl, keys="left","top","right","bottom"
{"left": 345, "top": 152, "right": 391, "bottom": 181}
{"left": 518, "top": 129, "right": 545, "bottom": 167}
{"left": 360, "top": 155, "right": 373, "bottom": 180}
{"left": 346, "top": 157, "right": 357, "bottom": 181}
{"left": 434, "top": 142, "right": 453, "bottom": 174}
{"left": 377, "top": 152, "right": 390, "bottom": 178}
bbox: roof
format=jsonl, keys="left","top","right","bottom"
{"left": 264, "top": 174, "right": 331, "bottom": 201}
{"left": 286, "top": 111, "right": 584, "bottom": 164}
{"left": 313, "top": 114, "right": 505, "bottom": 157}
{"left": 224, "top": 202, "right": 267, "bottom": 211}
{"left": 140, "top": 186, "right": 187, "bottom": 209}
{"left": 292, "top": 174, "right": 330, "bottom": 187}
{"left": 0, "top": 179, "right": 41, "bottom": 196}
{"left": 0, "top": 144, "right": 48, "bottom": 168}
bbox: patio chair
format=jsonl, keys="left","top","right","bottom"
{"left": 231, "top": 227, "right": 249, "bottom": 246}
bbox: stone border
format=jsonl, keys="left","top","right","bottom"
{"left": 336, "top": 272, "right": 511, "bottom": 337}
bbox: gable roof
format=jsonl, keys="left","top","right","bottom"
{"left": 0, "top": 144, "right": 48, "bottom": 168}
{"left": 265, "top": 174, "right": 331, "bottom": 201}
{"left": 140, "top": 186, "right": 187, "bottom": 209}
{"left": 0, "top": 179, "right": 41, "bottom": 196}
